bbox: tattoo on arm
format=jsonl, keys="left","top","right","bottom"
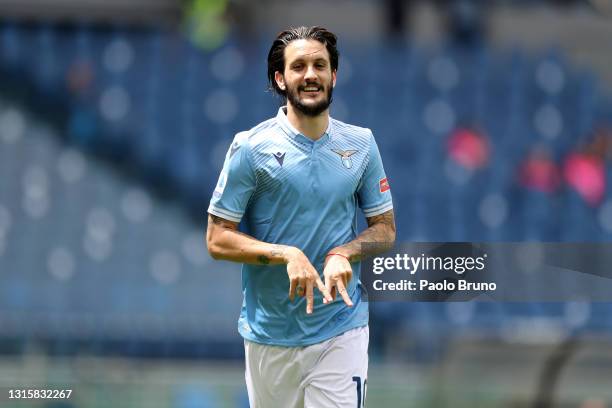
{"left": 366, "top": 210, "right": 395, "bottom": 230}
{"left": 208, "top": 215, "right": 290, "bottom": 265}
{"left": 363, "top": 210, "right": 396, "bottom": 243}
{"left": 258, "top": 246, "right": 287, "bottom": 264}
{"left": 252, "top": 245, "right": 287, "bottom": 265}
{"left": 340, "top": 210, "right": 396, "bottom": 262}
{"left": 270, "top": 246, "right": 286, "bottom": 257}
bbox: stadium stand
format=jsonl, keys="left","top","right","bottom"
{"left": 1, "top": 20, "right": 612, "bottom": 360}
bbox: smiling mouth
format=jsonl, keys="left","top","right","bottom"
{"left": 300, "top": 86, "right": 321, "bottom": 93}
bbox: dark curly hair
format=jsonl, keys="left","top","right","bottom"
{"left": 267, "top": 26, "right": 339, "bottom": 99}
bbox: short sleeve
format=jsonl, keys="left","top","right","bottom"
{"left": 208, "top": 132, "right": 256, "bottom": 222}
{"left": 357, "top": 131, "right": 393, "bottom": 218}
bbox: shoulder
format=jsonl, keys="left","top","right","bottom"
{"left": 234, "top": 117, "right": 279, "bottom": 148}
{"left": 330, "top": 117, "right": 375, "bottom": 149}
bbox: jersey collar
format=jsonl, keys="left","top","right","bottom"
{"left": 276, "top": 106, "right": 331, "bottom": 145}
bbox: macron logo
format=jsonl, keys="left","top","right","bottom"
{"left": 273, "top": 152, "right": 286, "bottom": 166}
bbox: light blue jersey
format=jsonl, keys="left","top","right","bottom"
{"left": 208, "top": 107, "right": 393, "bottom": 347}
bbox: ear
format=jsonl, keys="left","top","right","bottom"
{"left": 274, "top": 71, "right": 286, "bottom": 91}
{"left": 332, "top": 70, "right": 337, "bottom": 88}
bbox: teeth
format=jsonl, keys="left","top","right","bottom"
{"left": 303, "top": 87, "right": 319, "bottom": 91}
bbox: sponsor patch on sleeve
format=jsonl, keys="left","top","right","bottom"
{"left": 379, "top": 177, "right": 390, "bottom": 193}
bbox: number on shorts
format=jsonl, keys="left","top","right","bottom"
{"left": 352, "top": 376, "right": 367, "bottom": 407}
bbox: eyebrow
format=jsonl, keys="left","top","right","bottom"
{"left": 289, "top": 57, "right": 328, "bottom": 64}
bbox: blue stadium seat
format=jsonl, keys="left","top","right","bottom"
{"left": 2, "top": 21, "right": 612, "bottom": 357}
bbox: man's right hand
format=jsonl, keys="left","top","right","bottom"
{"left": 285, "top": 247, "right": 333, "bottom": 314}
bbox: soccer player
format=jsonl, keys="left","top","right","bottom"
{"left": 206, "top": 26, "right": 395, "bottom": 408}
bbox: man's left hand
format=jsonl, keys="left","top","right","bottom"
{"left": 323, "top": 253, "right": 353, "bottom": 307}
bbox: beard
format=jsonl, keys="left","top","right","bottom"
{"left": 285, "top": 81, "right": 333, "bottom": 117}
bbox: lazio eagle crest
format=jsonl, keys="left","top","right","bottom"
{"left": 331, "top": 149, "right": 358, "bottom": 169}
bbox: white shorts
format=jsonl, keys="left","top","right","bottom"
{"left": 244, "top": 326, "right": 369, "bottom": 408}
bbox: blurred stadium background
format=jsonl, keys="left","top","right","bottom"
{"left": 1, "top": 0, "right": 612, "bottom": 406}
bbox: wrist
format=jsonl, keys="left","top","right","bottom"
{"left": 283, "top": 246, "right": 303, "bottom": 263}
{"left": 325, "top": 251, "right": 352, "bottom": 263}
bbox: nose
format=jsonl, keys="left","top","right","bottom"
{"left": 304, "top": 64, "right": 317, "bottom": 81}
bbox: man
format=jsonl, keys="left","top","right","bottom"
{"left": 206, "top": 26, "right": 395, "bottom": 408}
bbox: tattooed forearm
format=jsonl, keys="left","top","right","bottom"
{"left": 270, "top": 246, "right": 286, "bottom": 257}
{"left": 207, "top": 214, "right": 294, "bottom": 265}
{"left": 332, "top": 210, "right": 396, "bottom": 262}
{"left": 257, "top": 245, "right": 288, "bottom": 264}
{"left": 366, "top": 210, "right": 395, "bottom": 230}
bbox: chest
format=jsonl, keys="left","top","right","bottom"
{"left": 253, "top": 141, "right": 367, "bottom": 200}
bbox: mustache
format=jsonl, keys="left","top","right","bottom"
{"left": 298, "top": 83, "right": 323, "bottom": 91}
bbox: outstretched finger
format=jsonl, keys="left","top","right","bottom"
{"left": 316, "top": 276, "right": 332, "bottom": 304}
{"left": 288, "top": 278, "right": 296, "bottom": 301}
{"left": 324, "top": 274, "right": 336, "bottom": 301}
{"left": 336, "top": 279, "right": 353, "bottom": 307}
{"left": 306, "top": 281, "right": 314, "bottom": 314}
{"left": 297, "top": 278, "right": 307, "bottom": 297}
{"left": 343, "top": 271, "right": 352, "bottom": 287}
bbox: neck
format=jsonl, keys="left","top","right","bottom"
{"left": 285, "top": 103, "right": 329, "bottom": 141}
